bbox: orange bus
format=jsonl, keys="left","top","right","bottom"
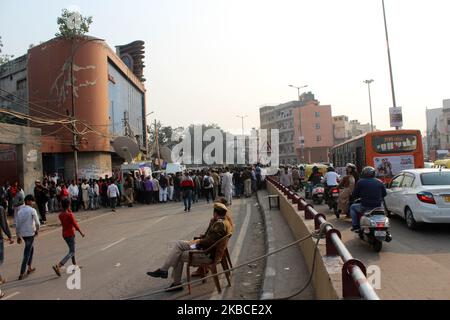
{"left": 331, "top": 130, "right": 424, "bottom": 183}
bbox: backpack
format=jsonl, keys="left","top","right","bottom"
{"left": 203, "top": 176, "right": 211, "bottom": 188}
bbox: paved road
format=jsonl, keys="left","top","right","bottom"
{"left": 303, "top": 192, "right": 450, "bottom": 299}
{"left": 0, "top": 197, "right": 264, "bottom": 300}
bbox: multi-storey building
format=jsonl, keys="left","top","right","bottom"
{"left": 0, "top": 36, "right": 147, "bottom": 180}
{"left": 259, "top": 92, "right": 333, "bottom": 164}
{"left": 427, "top": 100, "right": 450, "bottom": 161}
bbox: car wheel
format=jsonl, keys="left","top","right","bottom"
{"left": 405, "top": 207, "right": 419, "bottom": 230}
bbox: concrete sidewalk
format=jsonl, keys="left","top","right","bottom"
{"left": 256, "top": 189, "right": 315, "bottom": 300}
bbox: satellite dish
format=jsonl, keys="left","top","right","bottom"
{"left": 112, "top": 136, "right": 140, "bottom": 163}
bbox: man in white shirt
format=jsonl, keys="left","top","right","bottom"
{"left": 68, "top": 180, "right": 79, "bottom": 212}
{"left": 107, "top": 179, "right": 120, "bottom": 212}
{"left": 221, "top": 167, "right": 234, "bottom": 206}
{"left": 94, "top": 181, "right": 100, "bottom": 209}
{"left": 324, "top": 167, "right": 340, "bottom": 187}
{"left": 324, "top": 166, "right": 340, "bottom": 201}
{"left": 280, "top": 167, "right": 293, "bottom": 188}
{"left": 16, "top": 195, "right": 40, "bottom": 280}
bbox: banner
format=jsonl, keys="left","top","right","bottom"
{"left": 389, "top": 107, "right": 403, "bottom": 128}
{"left": 373, "top": 155, "right": 414, "bottom": 178}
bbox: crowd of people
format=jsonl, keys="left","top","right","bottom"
{"left": 0, "top": 164, "right": 266, "bottom": 298}
{"left": 277, "top": 163, "right": 360, "bottom": 217}
{"left": 129, "top": 165, "right": 264, "bottom": 212}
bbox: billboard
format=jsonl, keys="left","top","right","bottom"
{"left": 373, "top": 155, "right": 414, "bottom": 179}
{"left": 390, "top": 107, "right": 403, "bottom": 128}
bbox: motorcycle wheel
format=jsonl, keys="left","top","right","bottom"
{"left": 373, "top": 240, "right": 383, "bottom": 252}
{"left": 358, "top": 230, "right": 364, "bottom": 240}
{"left": 333, "top": 206, "right": 339, "bottom": 218}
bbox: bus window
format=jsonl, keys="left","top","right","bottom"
{"left": 372, "top": 134, "right": 417, "bottom": 154}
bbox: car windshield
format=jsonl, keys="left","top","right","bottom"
{"left": 420, "top": 172, "right": 450, "bottom": 185}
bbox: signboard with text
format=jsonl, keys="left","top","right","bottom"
{"left": 389, "top": 107, "right": 403, "bottom": 128}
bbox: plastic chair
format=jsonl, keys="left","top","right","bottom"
{"left": 186, "top": 234, "right": 232, "bottom": 294}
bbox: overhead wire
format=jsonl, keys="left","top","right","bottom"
{"left": 0, "top": 88, "right": 126, "bottom": 140}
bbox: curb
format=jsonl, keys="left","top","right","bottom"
{"left": 256, "top": 190, "right": 276, "bottom": 300}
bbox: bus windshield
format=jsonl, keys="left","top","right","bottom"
{"left": 372, "top": 134, "right": 417, "bottom": 154}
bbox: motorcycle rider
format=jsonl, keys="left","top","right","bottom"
{"left": 307, "top": 166, "right": 323, "bottom": 197}
{"left": 323, "top": 166, "right": 340, "bottom": 202}
{"left": 299, "top": 166, "right": 306, "bottom": 191}
{"left": 337, "top": 163, "right": 357, "bottom": 216}
{"left": 350, "top": 166, "right": 387, "bottom": 232}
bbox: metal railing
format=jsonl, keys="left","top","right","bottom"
{"left": 266, "top": 176, "right": 380, "bottom": 300}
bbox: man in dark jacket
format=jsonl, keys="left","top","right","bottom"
{"left": 146, "top": 202, "right": 231, "bottom": 292}
{"left": 350, "top": 166, "right": 387, "bottom": 232}
{"left": 34, "top": 181, "right": 49, "bottom": 225}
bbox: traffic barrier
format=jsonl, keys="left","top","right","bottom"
{"left": 265, "top": 176, "right": 379, "bottom": 300}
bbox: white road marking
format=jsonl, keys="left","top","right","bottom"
{"left": 100, "top": 216, "right": 167, "bottom": 252}
{"left": 152, "top": 217, "right": 168, "bottom": 224}
{"left": 211, "top": 200, "right": 252, "bottom": 300}
{"left": 101, "top": 238, "right": 126, "bottom": 251}
{"left": 3, "top": 292, "right": 20, "bottom": 300}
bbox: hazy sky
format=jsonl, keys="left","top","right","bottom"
{"left": 1, "top": 0, "right": 449, "bottom": 135}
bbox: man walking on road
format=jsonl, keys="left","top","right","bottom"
{"left": 242, "top": 167, "right": 252, "bottom": 197}
{"left": 52, "top": 199, "right": 85, "bottom": 277}
{"left": 221, "top": 167, "right": 233, "bottom": 205}
{"left": 0, "top": 204, "right": 14, "bottom": 298}
{"left": 180, "top": 172, "right": 194, "bottom": 212}
{"left": 107, "top": 179, "right": 120, "bottom": 212}
{"left": 16, "top": 195, "right": 40, "bottom": 280}
{"left": 211, "top": 170, "right": 220, "bottom": 200}
{"left": 203, "top": 172, "right": 214, "bottom": 203}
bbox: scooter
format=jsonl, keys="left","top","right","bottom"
{"left": 356, "top": 204, "right": 393, "bottom": 252}
{"left": 311, "top": 184, "right": 325, "bottom": 205}
{"left": 325, "top": 186, "right": 339, "bottom": 216}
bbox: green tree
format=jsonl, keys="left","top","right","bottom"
{"left": 0, "top": 36, "right": 14, "bottom": 65}
{"left": 55, "top": 9, "right": 93, "bottom": 39}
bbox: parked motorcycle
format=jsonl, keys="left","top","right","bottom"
{"left": 356, "top": 204, "right": 392, "bottom": 252}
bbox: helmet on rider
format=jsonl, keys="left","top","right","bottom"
{"left": 312, "top": 166, "right": 319, "bottom": 173}
{"left": 327, "top": 166, "right": 335, "bottom": 172}
{"left": 346, "top": 163, "right": 356, "bottom": 172}
{"left": 361, "top": 166, "right": 376, "bottom": 178}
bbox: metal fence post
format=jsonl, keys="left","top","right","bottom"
{"left": 325, "top": 229, "right": 341, "bottom": 256}
{"left": 304, "top": 204, "right": 315, "bottom": 219}
{"left": 342, "top": 259, "right": 367, "bottom": 299}
{"left": 314, "top": 213, "right": 326, "bottom": 230}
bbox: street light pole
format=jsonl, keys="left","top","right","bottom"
{"left": 145, "top": 111, "right": 154, "bottom": 160}
{"left": 382, "top": 0, "right": 399, "bottom": 130}
{"left": 288, "top": 84, "right": 308, "bottom": 163}
{"left": 236, "top": 115, "right": 248, "bottom": 136}
{"left": 154, "top": 118, "right": 161, "bottom": 169}
{"left": 364, "top": 79, "right": 374, "bottom": 132}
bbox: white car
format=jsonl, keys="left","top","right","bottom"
{"left": 384, "top": 168, "right": 450, "bottom": 230}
